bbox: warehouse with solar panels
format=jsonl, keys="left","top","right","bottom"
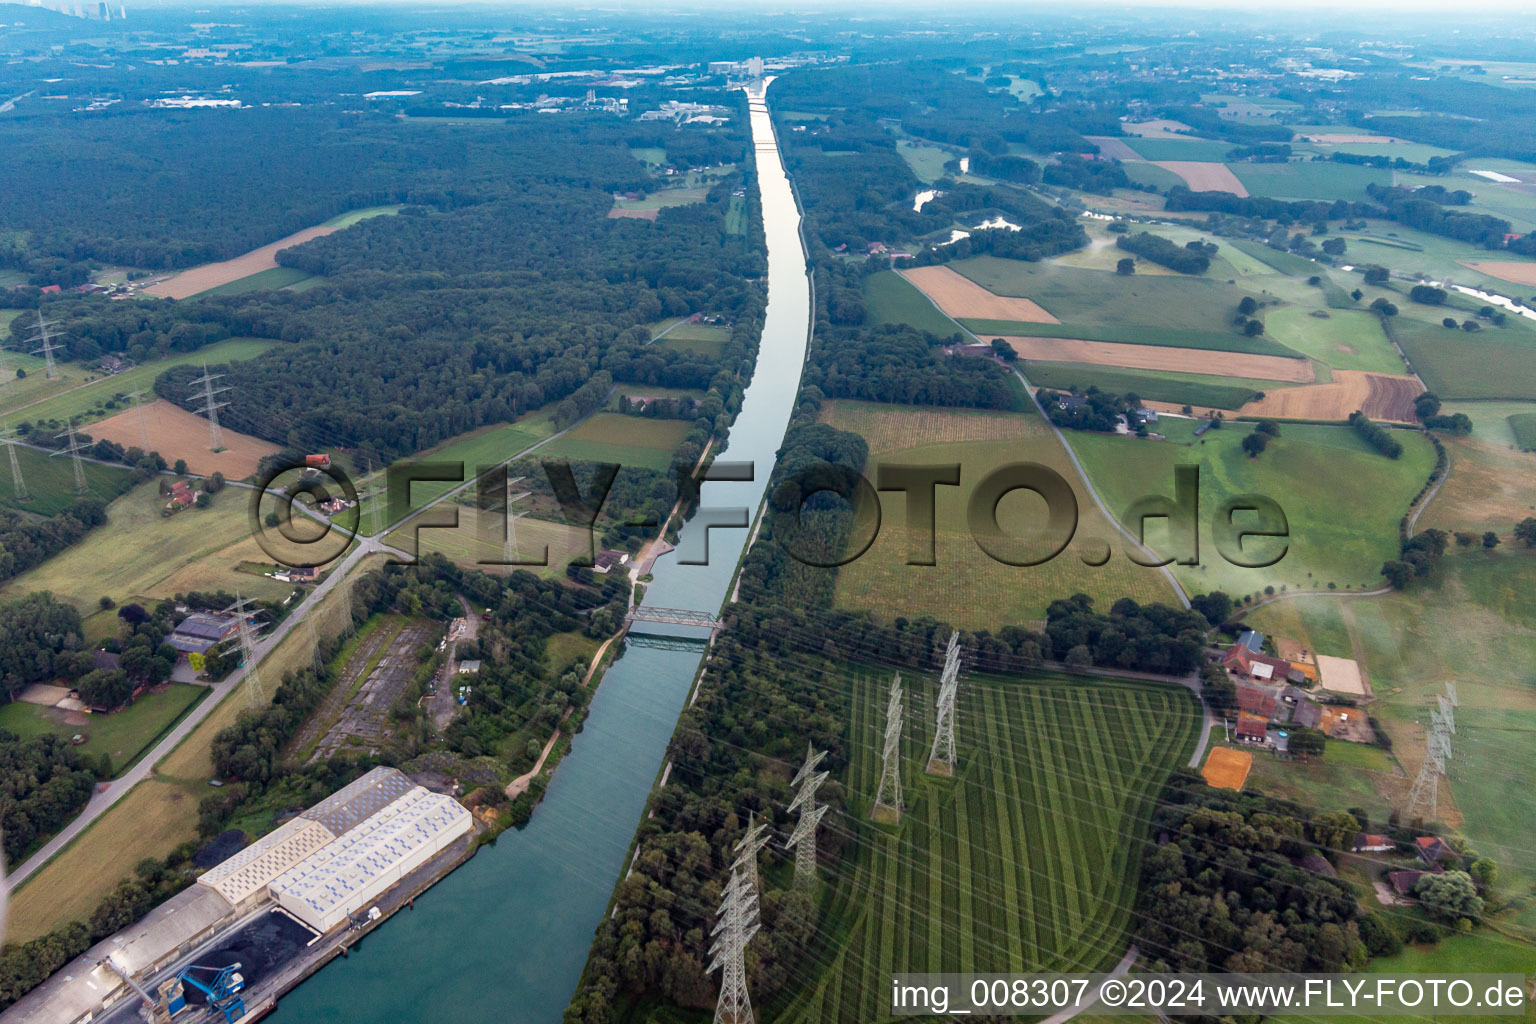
{"left": 3, "top": 767, "right": 473, "bottom": 1024}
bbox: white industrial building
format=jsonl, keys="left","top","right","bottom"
{"left": 2, "top": 768, "right": 472, "bottom": 1024}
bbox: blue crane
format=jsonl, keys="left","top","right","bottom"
{"left": 163, "top": 962, "right": 247, "bottom": 1023}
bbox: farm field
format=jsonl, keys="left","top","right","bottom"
{"left": 1393, "top": 316, "right": 1536, "bottom": 401}
{"left": 1428, "top": 400, "right": 1536, "bottom": 448}
{"left": 350, "top": 409, "right": 559, "bottom": 532}
{"left": 1066, "top": 422, "right": 1437, "bottom": 597}
{"left": 1120, "top": 161, "right": 1187, "bottom": 190}
{"left": 1200, "top": 746, "right": 1251, "bottom": 790}
{"left": 896, "top": 140, "right": 953, "bottom": 184}
{"left": 1249, "top": 552, "right": 1536, "bottom": 895}
{"left": 0, "top": 352, "right": 102, "bottom": 416}
{"left": 1417, "top": 434, "right": 1536, "bottom": 534}
{"left": 88, "top": 398, "right": 279, "bottom": 478}
{"left": 898, "top": 265, "right": 1059, "bottom": 323}
{"left": 769, "top": 668, "right": 1199, "bottom": 1024}
{"left": 0, "top": 337, "right": 278, "bottom": 431}
{"left": 1021, "top": 363, "right": 1265, "bottom": 410}
{"left": 1152, "top": 160, "right": 1249, "bottom": 195}
{"left": 1235, "top": 741, "right": 1402, "bottom": 825}
{"left": 1227, "top": 160, "right": 1389, "bottom": 200}
{"left": 1227, "top": 239, "right": 1322, "bottom": 277}
{"left": 195, "top": 265, "right": 314, "bottom": 297}
{"left": 656, "top": 322, "right": 731, "bottom": 359}
{"left": 0, "top": 480, "right": 294, "bottom": 614}
{"left": 996, "top": 334, "right": 1314, "bottom": 381}
{"left": 1238, "top": 370, "right": 1422, "bottom": 422}
{"left": 1511, "top": 412, "right": 1536, "bottom": 450}
{"left": 1335, "top": 219, "right": 1535, "bottom": 292}
{"left": 1121, "top": 138, "right": 1234, "bottom": 162}
{"left": 823, "top": 404, "right": 1179, "bottom": 628}
{"left": 385, "top": 506, "right": 591, "bottom": 578}
{"left": 5, "top": 772, "right": 206, "bottom": 944}
{"left": 961, "top": 317, "right": 1298, "bottom": 356}
{"left": 1463, "top": 261, "right": 1536, "bottom": 287}
{"left": 863, "top": 269, "right": 962, "bottom": 336}
{"left": 0, "top": 440, "right": 136, "bottom": 514}
{"left": 0, "top": 683, "right": 205, "bottom": 774}
{"left": 1261, "top": 306, "right": 1406, "bottom": 374}
{"left": 953, "top": 256, "right": 1265, "bottom": 336}
{"left": 538, "top": 414, "right": 691, "bottom": 472}
{"left": 607, "top": 187, "right": 707, "bottom": 219}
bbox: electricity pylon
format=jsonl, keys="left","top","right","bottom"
{"left": 224, "top": 593, "right": 266, "bottom": 706}
{"left": 708, "top": 870, "right": 760, "bottom": 1024}
{"left": 130, "top": 390, "right": 152, "bottom": 451}
{"left": 785, "top": 743, "right": 828, "bottom": 890}
{"left": 1406, "top": 698, "right": 1454, "bottom": 823}
{"left": 926, "top": 631, "right": 962, "bottom": 776}
{"left": 28, "top": 313, "right": 60, "bottom": 380}
{"left": 0, "top": 429, "right": 29, "bottom": 502}
{"left": 189, "top": 363, "right": 230, "bottom": 451}
{"left": 51, "top": 424, "right": 90, "bottom": 494}
{"left": 732, "top": 812, "right": 770, "bottom": 895}
{"left": 873, "top": 674, "right": 904, "bottom": 821}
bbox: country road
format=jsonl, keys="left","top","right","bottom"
{"left": 7, "top": 398, "right": 611, "bottom": 888}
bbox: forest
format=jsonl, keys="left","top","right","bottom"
{"left": 1137, "top": 773, "right": 1375, "bottom": 974}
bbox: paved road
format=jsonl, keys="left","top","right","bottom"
{"left": 7, "top": 401, "right": 607, "bottom": 887}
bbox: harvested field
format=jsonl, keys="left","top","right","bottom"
{"left": 998, "top": 335, "right": 1314, "bottom": 381}
{"left": 1201, "top": 747, "right": 1252, "bottom": 791}
{"left": 819, "top": 400, "right": 1032, "bottom": 453}
{"left": 899, "top": 265, "right": 1059, "bottom": 323}
{"left": 607, "top": 207, "right": 659, "bottom": 221}
{"left": 1152, "top": 161, "right": 1249, "bottom": 195}
{"left": 89, "top": 398, "right": 279, "bottom": 478}
{"left": 1418, "top": 436, "right": 1536, "bottom": 534}
{"left": 1459, "top": 260, "right": 1536, "bottom": 287}
{"left": 143, "top": 225, "right": 340, "bottom": 300}
{"left": 1141, "top": 400, "right": 1239, "bottom": 418}
{"left": 1083, "top": 136, "right": 1142, "bottom": 161}
{"left": 1123, "top": 119, "right": 1196, "bottom": 139}
{"left": 1318, "top": 654, "right": 1367, "bottom": 695}
{"left": 1239, "top": 370, "right": 1421, "bottom": 421}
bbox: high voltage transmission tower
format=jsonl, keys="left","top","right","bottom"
{"left": 189, "top": 363, "right": 231, "bottom": 451}
{"left": 732, "top": 812, "right": 770, "bottom": 896}
{"left": 926, "top": 631, "right": 962, "bottom": 776}
{"left": 52, "top": 424, "right": 90, "bottom": 495}
{"left": 28, "top": 312, "right": 60, "bottom": 380}
{"left": 785, "top": 743, "right": 828, "bottom": 891}
{"left": 224, "top": 594, "right": 266, "bottom": 706}
{"left": 365, "top": 457, "right": 385, "bottom": 538}
{"left": 873, "top": 673, "right": 904, "bottom": 822}
{"left": 708, "top": 870, "right": 761, "bottom": 1024}
{"left": 481, "top": 474, "right": 530, "bottom": 567}
{"left": 130, "top": 390, "right": 152, "bottom": 451}
{"left": 0, "top": 429, "right": 29, "bottom": 502}
{"left": 1406, "top": 681, "right": 1458, "bottom": 823}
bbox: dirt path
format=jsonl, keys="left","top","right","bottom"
{"left": 504, "top": 628, "right": 625, "bottom": 799}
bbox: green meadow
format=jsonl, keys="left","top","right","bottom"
{"left": 1263, "top": 306, "right": 1406, "bottom": 373}
{"left": 538, "top": 414, "right": 692, "bottom": 473}
{"left": 953, "top": 255, "right": 1264, "bottom": 335}
{"left": 0, "top": 441, "right": 137, "bottom": 514}
{"left": 863, "top": 269, "right": 962, "bottom": 337}
{"left": 1228, "top": 160, "right": 1390, "bottom": 200}
{"left": 1393, "top": 316, "right": 1536, "bottom": 400}
{"left": 1021, "top": 363, "right": 1269, "bottom": 410}
{"left": 771, "top": 668, "right": 1199, "bottom": 1024}
{"left": 1065, "top": 422, "right": 1437, "bottom": 597}
{"left": 1, "top": 337, "right": 279, "bottom": 431}
{"left": 1121, "top": 138, "right": 1234, "bottom": 162}
{"left": 0, "top": 683, "right": 206, "bottom": 775}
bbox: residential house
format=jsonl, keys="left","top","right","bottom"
{"left": 456, "top": 660, "right": 481, "bottom": 675}
{"left": 1291, "top": 698, "right": 1323, "bottom": 730}
{"left": 1235, "top": 712, "right": 1268, "bottom": 743}
{"left": 168, "top": 612, "right": 240, "bottom": 659}
{"left": 1389, "top": 869, "right": 1432, "bottom": 897}
{"left": 91, "top": 650, "right": 122, "bottom": 673}
{"left": 99, "top": 354, "right": 133, "bottom": 374}
{"left": 593, "top": 549, "right": 631, "bottom": 575}
{"left": 943, "top": 343, "right": 995, "bottom": 358}
{"left": 1416, "top": 836, "right": 1457, "bottom": 867}
{"left": 1352, "top": 833, "right": 1394, "bottom": 853}
{"left": 1235, "top": 683, "right": 1279, "bottom": 720}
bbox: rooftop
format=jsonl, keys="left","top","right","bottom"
{"left": 299, "top": 765, "right": 416, "bottom": 835}
{"left": 197, "top": 816, "right": 337, "bottom": 905}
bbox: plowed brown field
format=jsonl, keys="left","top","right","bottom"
{"left": 1239, "top": 370, "right": 1421, "bottom": 421}
{"left": 89, "top": 399, "right": 279, "bottom": 478}
{"left": 1152, "top": 161, "right": 1249, "bottom": 196}
{"left": 1460, "top": 261, "right": 1536, "bottom": 287}
{"left": 899, "top": 265, "right": 1059, "bottom": 323}
{"left": 1201, "top": 747, "right": 1252, "bottom": 791}
{"left": 143, "top": 225, "right": 340, "bottom": 299}
{"left": 1000, "top": 335, "right": 1314, "bottom": 381}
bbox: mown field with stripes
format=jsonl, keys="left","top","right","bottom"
{"left": 769, "top": 668, "right": 1198, "bottom": 1023}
